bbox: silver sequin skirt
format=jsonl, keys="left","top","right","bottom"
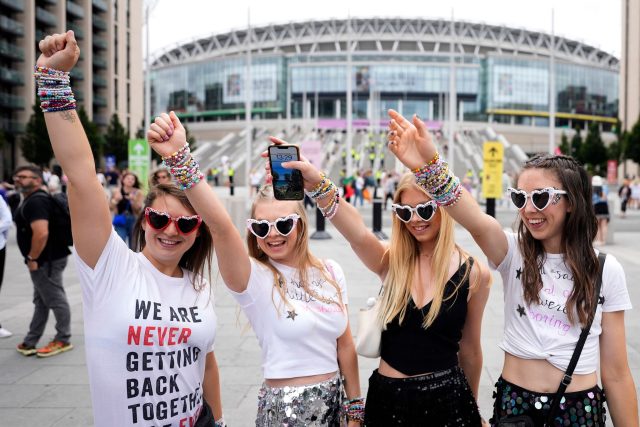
{"left": 255, "top": 373, "right": 345, "bottom": 426}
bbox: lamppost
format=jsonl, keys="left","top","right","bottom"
{"left": 144, "top": 0, "right": 158, "bottom": 144}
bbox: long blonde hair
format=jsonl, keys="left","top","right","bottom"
{"left": 246, "top": 185, "right": 344, "bottom": 314}
{"left": 379, "top": 173, "right": 474, "bottom": 329}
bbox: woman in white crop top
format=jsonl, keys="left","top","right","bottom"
{"left": 386, "top": 109, "right": 638, "bottom": 427}
{"left": 148, "top": 113, "right": 362, "bottom": 426}
{"left": 36, "top": 32, "right": 224, "bottom": 427}
{"left": 266, "top": 137, "right": 493, "bottom": 426}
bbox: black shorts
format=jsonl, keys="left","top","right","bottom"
{"left": 364, "top": 366, "right": 481, "bottom": 426}
{"left": 490, "top": 377, "right": 606, "bottom": 427}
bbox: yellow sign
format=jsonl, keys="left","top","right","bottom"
{"left": 482, "top": 141, "right": 504, "bottom": 199}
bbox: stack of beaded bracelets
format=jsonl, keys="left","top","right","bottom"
{"left": 343, "top": 397, "right": 365, "bottom": 423}
{"left": 307, "top": 173, "right": 340, "bottom": 219}
{"left": 412, "top": 152, "right": 462, "bottom": 207}
{"left": 34, "top": 66, "right": 76, "bottom": 113}
{"left": 161, "top": 143, "right": 204, "bottom": 190}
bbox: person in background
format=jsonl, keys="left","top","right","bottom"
{"left": 149, "top": 168, "right": 172, "bottom": 187}
{"left": 591, "top": 176, "right": 609, "bottom": 246}
{"left": 110, "top": 171, "right": 144, "bottom": 248}
{"left": 618, "top": 178, "right": 631, "bottom": 219}
{"left": 13, "top": 165, "right": 72, "bottom": 357}
{"left": 0, "top": 196, "right": 12, "bottom": 338}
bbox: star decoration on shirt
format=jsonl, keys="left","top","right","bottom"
{"left": 286, "top": 310, "right": 298, "bottom": 321}
{"left": 516, "top": 267, "right": 522, "bottom": 280}
{"left": 517, "top": 304, "right": 527, "bottom": 317}
{"left": 598, "top": 295, "right": 605, "bottom": 305}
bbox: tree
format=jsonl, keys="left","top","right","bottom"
{"left": 183, "top": 122, "right": 197, "bottom": 150}
{"left": 627, "top": 117, "right": 640, "bottom": 165}
{"left": 77, "top": 107, "right": 104, "bottom": 167}
{"left": 21, "top": 104, "right": 54, "bottom": 166}
{"left": 559, "top": 132, "right": 570, "bottom": 155}
{"left": 103, "top": 113, "right": 129, "bottom": 165}
{"left": 580, "top": 123, "right": 607, "bottom": 174}
{"left": 570, "top": 127, "right": 583, "bottom": 162}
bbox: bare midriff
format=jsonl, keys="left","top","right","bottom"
{"left": 502, "top": 352, "right": 598, "bottom": 393}
{"left": 378, "top": 359, "right": 433, "bottom": 378}
{"left": 265, "top": 371, "right": 337, "bottom": 387}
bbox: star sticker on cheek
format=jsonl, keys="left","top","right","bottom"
{"left": 286, "top": 310, "right": 298, "bottom": 321}
{"left": 517, "top": 305, "right": 527, "bottom": 317}
{"left": 598, "top": 295, "right": 605, "bottom": 305}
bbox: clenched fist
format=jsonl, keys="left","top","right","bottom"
{"left": 36, "top": 30, "right": 80, "bottom": 72}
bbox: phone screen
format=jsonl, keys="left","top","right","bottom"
{"left": 269, "top": 145, "right": 304, "bottom": 200}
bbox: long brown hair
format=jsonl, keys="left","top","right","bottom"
{"left": 246, "top": 185, "right": 343, "bottom": 314}
{"left": 516, "top": 154, "right": 598, "bottom": 326}
{"left": 132, "top": 183, "right": 213, "bottom": 291}
{"left": 380, "top": 173, "right": 474, "bottom": 329}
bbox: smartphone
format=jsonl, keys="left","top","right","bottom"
{"left": 268, "top": 145, "right": 304, "bottom": 200}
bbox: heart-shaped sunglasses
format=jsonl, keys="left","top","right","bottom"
{"left": 246, "top": 214, "right": 300, "bottom": 239}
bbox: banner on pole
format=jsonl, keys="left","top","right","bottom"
{"left": 482, "top": 141, "right": 504, "bottom": 199}
{"left": 128, "top": 139, "right": 150, "bottom": 192}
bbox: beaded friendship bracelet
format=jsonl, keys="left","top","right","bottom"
{"left": 343, "top": 397, "right": 365, "bottom": 422}
{"left": 161, "top": 143, "right": 204, "bottom": 190}
{"left": 34, "top": 66, "right": 76, "bottom": 113}
{"left": 308, "top": 176, "right": 341, "bottom": 219}
{"left": 411, "top": 151, "right": 440, "bottom": 174}
{"left": 414, "top": 158, "right": 463, "bottom": 207}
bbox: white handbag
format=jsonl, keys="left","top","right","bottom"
{"left": 355, "top": 293, "right": 383, "bottom": 358}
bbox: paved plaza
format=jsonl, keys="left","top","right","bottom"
{"left": 0, "top": 188, "right": 638, "bottom": 426}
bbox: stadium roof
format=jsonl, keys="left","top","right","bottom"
{"left": 151, "top": 17, "right": 619, "bottom": 70}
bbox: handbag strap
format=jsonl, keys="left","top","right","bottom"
{"left": 545, "top": 252, "right": 606, "bottom": 426}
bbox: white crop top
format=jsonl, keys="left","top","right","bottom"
{"left": 490, "top": 231, "right": 632, "bottom": 374}
{"left": 229, "top": 258, "right": 348, "bottom": 379}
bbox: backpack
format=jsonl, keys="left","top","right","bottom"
{"left": 22, "top": 192, "right": 73, "bottom": 247}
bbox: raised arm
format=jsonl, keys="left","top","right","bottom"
{"left": 386, "top": 110, "right": 507, "bottom": 267}
{"left": 147, "top": 112, "right": 251, "bottom": 292}
{"left": 267, "top": 137, "right": 388, "bottom": 278}
{"left": 37, "top": 31, "right": 111, "bottom": 267}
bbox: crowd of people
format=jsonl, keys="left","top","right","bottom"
{"left": 0, "top": 30, "right": 636, "bottom": 427}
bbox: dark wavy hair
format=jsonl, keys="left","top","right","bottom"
{"left": 121, "top": 171, "right": 141, "bottom": 189}
{"left": 132, "top": 183, "right": 213, "bottom": 291}
{"left": 516, "top": 154, "right": 598, "bottom": 326}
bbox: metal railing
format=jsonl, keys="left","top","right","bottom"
{"left": 92, "top": 16, "right": 108, "bottom": 31}
{"left": 0, "top": 0, "right": 24, "bottom": 12}
{"left": 93, "top": 56, "right": 108, "bottom": 69}
{"left": 93, "top": 95, "right": 107, "bottom": 107}
{"left": 0, "top": 16, "right": 25, "bottom": 36}
{"left": 67, "top": 22, "right": 84, "bottom": 39}
{"left": 0, "top": 92, "right": 25, "bottom": 109}
{"left": 0, "top": 66, "right": 24, "bottom": 85}
{"left": 36, "top": 6, "right": 57, "bottom": 26}
{"left": 0, "top": 39, "right": 24, "bottom": 60}
{"left": 66, "top": 1, "right": 85, "bottom": 19}
{"left": 93, "top": 75, "right": 107, "bottom": 87}
{"left": 93, "top": 37, "right": 108, "bottom": 50}
{"left": 92, "top": 0, "right": 108, "bottom": 12}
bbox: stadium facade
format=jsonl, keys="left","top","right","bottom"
{"left": 150, "top": 18, "right": 619, "bottom": 153}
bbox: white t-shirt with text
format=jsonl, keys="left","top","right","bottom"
{"left": 491, "top": 231, "right": 631, "bottom": 374}
{"left": 74, "top": 230, "right": 217, "bottom": 427}
{"left": 229, "top": 258, "right": 348, "bottom": 379}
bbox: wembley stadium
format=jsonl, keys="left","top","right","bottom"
{"left": 149, "top": 18, "right": 619, "bottom": 183}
